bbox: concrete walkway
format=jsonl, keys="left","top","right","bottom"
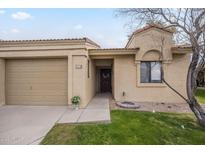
{"left": 58, "top": 93, "right": 111, "bottom": 123}
{"left": 0, "top": 93, "right": 110, "bottom": 144}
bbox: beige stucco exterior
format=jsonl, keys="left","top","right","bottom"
{"left": 0, "top": 26, "right": 192, "bottom": 107}
{"left": 113, "top": 54, "right": 190, "bottom": 103}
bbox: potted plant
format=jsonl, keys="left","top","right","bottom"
{"left": 71, "top": 96, "right": 80, "bottom": 110}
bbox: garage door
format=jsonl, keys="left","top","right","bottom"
{"left": 6, "top": 58, "right": 68, "bottom": 105}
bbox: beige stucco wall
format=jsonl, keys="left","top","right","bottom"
{"left": 127, "top": 28, "right": 174, "bottom": 62}
{"left": 0, "top": 59, "right": 5, "bottom": 106}
{"left": 84, "top": 58, "right": 96, "bottom": 107}
{"left": 72, "top": 55, "right": 87, "bottom": 107}
{"left": 113, "top": 54, "right": 189, "bottom": 103}
{"left": 95, "top": 59, "right": 113, "bottom": 67}
{"left": 110, "top": 27, "right": 190, "bottom": 103}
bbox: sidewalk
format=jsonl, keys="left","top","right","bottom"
{"left": 58, "top": 93, "right": 111, "bottom": 123}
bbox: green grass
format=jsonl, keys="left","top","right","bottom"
{"left": 41, "top": 110, "right": 205, "bottom": 145}
{"left": 195, "top": 89, "right": 205, "bottom": 104}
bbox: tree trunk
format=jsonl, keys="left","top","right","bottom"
{"left": 186, "top": 57, "right": 205, "bottom": 126}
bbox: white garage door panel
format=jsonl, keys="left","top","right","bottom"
{"left": 6, "top": 58, "right": 68, "bottom": 105}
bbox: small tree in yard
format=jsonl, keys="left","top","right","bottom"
{"left": 117, "top": 8, "right": 205, "bottom": 126}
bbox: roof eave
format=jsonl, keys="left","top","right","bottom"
{"left": 0, "top": 37, "right": 100, "bottom": 48}
{"left": 171, "top": 47, "right": 192, "bottom": 54}
{"left": 89, "top": 48, "right": 139, "bottom": 56}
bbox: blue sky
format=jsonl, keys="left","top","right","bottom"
{"left": 0, "top": 9, "right": 132, "bottom": 48}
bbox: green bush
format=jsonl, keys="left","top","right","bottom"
{"left": 71, "top": 96, "right": 80, "bottom": 105}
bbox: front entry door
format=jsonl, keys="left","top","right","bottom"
{"left": 100, "top": 69, "right": 111, "bottom": 92}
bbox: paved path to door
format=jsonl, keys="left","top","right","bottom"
{"left": 0, "top": 93, "right": 110, "bottom": 145}
{"left": 58, "top": 93, "right": 111, "bottom": 123}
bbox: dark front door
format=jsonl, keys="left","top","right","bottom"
{"left": 100, "top": 69, "right": 111, "bottom": 92}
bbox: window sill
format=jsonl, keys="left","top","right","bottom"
{"left": 137, "top": 82, "right": 166, "bottom": 88}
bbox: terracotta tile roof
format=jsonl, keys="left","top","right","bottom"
{"left": 0, "top": 38, "right": 84, "bottom": 42}
{"left": 0, "top": 37, "right": 100, "bottom": 48}
{"left": 133, "top": 24, "right": 174, "bottom": 36}
{"left": 171, "top": 44, "right": 192, "bottom": 54}
{"left": 171, "top": 45, "right": 192, "bottom": 50}
{"left": 89, "top": 48, "right": 139, "bottom": 56}
{"left": 89, "top": 48, "right": 139, "bottom": 51}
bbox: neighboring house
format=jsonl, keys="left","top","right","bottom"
{"left": 0, "top": 24, "right": 191, "bottom": 107}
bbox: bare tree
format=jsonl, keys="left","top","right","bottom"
{"left": 117, "top": 8, "right": 205, "bottom": 126}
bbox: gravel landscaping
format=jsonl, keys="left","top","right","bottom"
{"left": 110, "top": 98, "right": 205, "bottom": 113}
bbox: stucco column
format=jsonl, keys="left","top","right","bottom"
{"left": 0, "top": 59, "right": 5, "bottom": 106}
{"left": 135, "top": 60, "right": 141, "bottom": 86}
{"left": 68, "top": 55, "right": 73, "bottom": 105}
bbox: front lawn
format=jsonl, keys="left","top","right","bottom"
{"left": 41, "top": 110, "right": 205, "bottom": 145}
{"left": 195, "top": 88, "right": 205, "bottom": 104}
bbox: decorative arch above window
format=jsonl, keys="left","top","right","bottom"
{"left": 142, "top": 50, "right": 161, "bottom": 61}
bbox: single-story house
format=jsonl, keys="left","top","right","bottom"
{"left": 0, "top": 24, "right": 192, "bottom": 107}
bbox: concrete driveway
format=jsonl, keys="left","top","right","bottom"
{"left": 0, "top": 105, "right": 67, "bottom": 145}
{"left": 0, "top": 94, "right": 111, "bottom": 145}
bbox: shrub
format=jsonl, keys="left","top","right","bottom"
{"left": 71, "top": 96, "right": 80, "bottom": 105}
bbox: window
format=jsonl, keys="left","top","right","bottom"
{"left": 140, "top": 61, "right": 162, "bottom": 83}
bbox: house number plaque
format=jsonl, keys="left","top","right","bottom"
{"left": 75, "top": 64, "right": 82, "bottom": 69}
